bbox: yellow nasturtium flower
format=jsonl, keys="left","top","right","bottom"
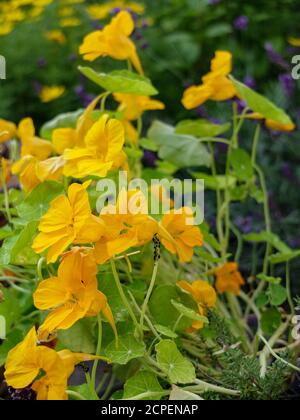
{"left": 34, "top": 247, "right": 116, "bottom": 341}
{"left": 0, "top": 119, "right": 17, "bottom": 143}
{"left": 95, "top": 189, "right": 158, "bottom": 264}
{"left": 182, "top": 51, "right": 237, "bottom": 109}
{"left": 4, "top": 327, "right": 105, "bottom": 400}
{"left": 63, "top": 114, "right": 126, "bottom": 179}
{"left": 159, "top": 208, "right": 203, "bottom": 263}
{"left": 39, "top": 86, "right": 65, "bottom": 103}
{"left": 80, "top": 10, "right": 144, "bottom": 75}
{"left": 246, "top": 113, "right": 296, "bottom": 133}
{"left": 45, "top": 29, "right": 66, "bottom": 44}
{"left": 114, "top": 93, "right": 165, "bottom": 144}
{"left": 0, "top": 158, "right": 11, "bottom": 186}
{"left": 215, "top": 262, "right": 245, "bottom": 296}
{"left": 32, "top": 182, "right": 105, "bottom": 263}
{"left": 17, "top": 117, "right": 53, "bottom": 160}
{"left": 178, "top": 280, "right": 217, "bottom": 331}
{"left": 288, "top": 37, "right": 300, "bottom": 47}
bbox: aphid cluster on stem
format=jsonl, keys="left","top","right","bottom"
{"left": 153, "top": 233, "right": 161, "bottom": 262}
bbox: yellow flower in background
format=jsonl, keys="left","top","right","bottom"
{"left": 39, "top": 86, "right": 65, "bottom": 103}
{"left": 95, "top": 189, "right": 158, "bottom": 264}
{"left": 34, "top": 247, "right": 116, "bottom": 341}
{"left": 114, "top": 93, "right": 165, "bottom": 121}
{"left": 17, "top": 117, "right": 53, "bottom": 159}
{"left": 45, "top": 29, "right": 66, "bottom": 44}
{"left": 0, "top": 119, "right": 17, "bottom": 143}
{"left": 159, "top": 208, "right": 203, "bottom": 263}
{"left": 60, "top": 17, "right": 81, "bottom": 27}
{"left": 178, "top": 280, "right": 216, "bottom": 330}
{"left": 288, "top": 37, "right": 300, "bottom": 47}
{"left": 4, "top": 327, "right": 105, "bottom": 400}
{"left": 215, "top": 262, "right": 245, "bottom": 295}
{"left": 87, "top": 1, "right": 145, "bottom": 20}
{"left": 32, "top": 182, "right": 105, "bottom": 263}
{"left": 80, "top": 10, "right": 144, "bottom": 75}
{"left": 182, "top": 51, "right": 237, "bottom": 109}
{"left": 63, "top": 113, "right": 126, "bottom": 179}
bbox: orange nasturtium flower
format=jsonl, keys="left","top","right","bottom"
{"left": 95, "top": 189, "right": 158, "bottom": 264}
{"left": 0, "top": 158, "right": 11, "bottom": 186}
{"left": 214, "top": 262, "right": 245, "bottom": 296}
{"left": 178, "top": 280, "right": 217, "bottom": 331}
{"left": 245, "top": 112, "right": 296, "bottom": 133}
{"left": 32, "top": 182, "right": 105, "bottom": 263}
{"left": 4, "top": 327, "right": 106, "bottom": 400}
{"left": 0, "top": 119, "right": 17, "bottom": 143}
{"left": 34, "top": 247, "right": 116, "bottom": 341}
{"left": 159, "top": 208, "right": 203, "bottom": 263}
{"left": 79, "top": 10, "right": 144, "bottom": 75}
{"left": 63, "top": 113, "right": 126, "bottom": 179}
{"left": 182, "top": 50, "right": 237, "bottom": 110}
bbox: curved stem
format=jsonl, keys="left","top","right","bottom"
{"left": 91, "top": 314, "right": 102, "bottom": 390}
{"left": 110, "top": 259, "right": 141, "bottom": 334}
{"left": 140, "top": 261, "right": 159, "bottom": 332}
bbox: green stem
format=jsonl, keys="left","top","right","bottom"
{"left": 139, "top": 261, "right": 159, "bottom": 332}
{"left": 251, "top": 124, "right": 261, "bottom": 166}
{"left": 187, "top": 379, "right": 240, "bottom": 397}
{"left": 66, "top": 390, "right": 87, "bottom": 401}
{"left": 91, "top": 315, "right": 102, "bottom": 390}
{"left": 110, "top": 259, "right": 141, "bottom": 334}
{"left": 0, "top": 170, "right": 12, "bottom": 224}
{"left": 259, "top": 334, "right": 300, "bottom": 373}
{"left": 286, "top": 261, "right": 295, "bottom": 316}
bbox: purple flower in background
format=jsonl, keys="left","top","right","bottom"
{"left": 236, "top": 216, "right": 255, "bottom": 234}
{"left": 244, "top": 75, "right": 256, "bottom": 90}
{"left": 91, "top": 21, "right": 103, "bottom": 30}
{"left": 68, "top": 53, "right": 77, "bottom": 62}
{"left": 281, "top": 163, "right": 297, "bottom": 184}
{"left": 279, "top": 73, "right": 295, "bottom": 97}
{"left": 233, "top": 15, "right": 249, "bottom": 31}
{"left": 264, "top": 42, "right": 290, "bottom": 70}
{"left": 142, "top": 151, "right": 157, "bottom": 168}
{"left": 32, "top": 80, "right": 42, "bottom": 95}
{"left": 110, "top": 7, "right": 122, "bottom": 15}
{"left": 37, "top": 57, "right": 47, "bottom": 68}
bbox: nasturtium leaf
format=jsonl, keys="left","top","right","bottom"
{"left": 175, "top": 119, "right": 231, "bottom": 138}
{"left": 123, "top": 371, "right": 163, "bottom": 400}
{"left": 268, "top": 284, "right": 287, "bottom": 306}
{"left": 40, "top": 109, "right": 83, "bottom": 140}
{"left": 269, "top": 250, "right": 300, "bottom": 265}
{"left": 256, "top": 293, "right": 269, "bottom": 309}
{"left": 0, "top": 289, "right": 22, "bottom": 334}
{"left": 261, "top": 308, "right": 282, "bottom": 335}
{"left": 154, "top": 325, "right": 178, "bottom": 339}
{"left": 58, "top": 318, "right": 97, "bottom": 354}
{"left": 169, "top": 385, "right": 203, "bottom": 401}
{"left": 171, "top": 300, "right": 208, "bottom": 324}
{"left": 17, "top": 181, "right": 65, "bottom": 222}
{"left": 192, "top": 172, "right": 236, "bottom": 190}
{"left": 243, "top": 231, "right": 291, "bottom": 254}
{"left": 0, "top": 222, "right": 39, "bottom": 265}
{"left": 257, "top": 274, "right": 282, "bottom": 285}
{"left": 229, "top": 148, "right": 253, "bottom": 181}
{"left": 79, "top": 67, "right": 158, "bottom": 96}
{"left": 149, "top": 285, "right": 191, "bottom": 331}
{"left": 98, "top": 274, "right": 129, "bottom": 323}
{"left": 104, "top": 334, "right": 145, "bottom": 365}
{"left": 148, "top": 121, "right": 211, "bottom": 168}
{"left": 230, "top": 76, "right": 293, "bottom": 125}
{"left": 0, "top": 226, "right": 13, "bottom": 241}
{"left": 139, "top": 138, "right": 159, "bottom": 152}
{"left": 155, "top": 340, "right": 196, "bottom": 384}
{"left": 68, "top": 384, "right": 97, "bottom": 401}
